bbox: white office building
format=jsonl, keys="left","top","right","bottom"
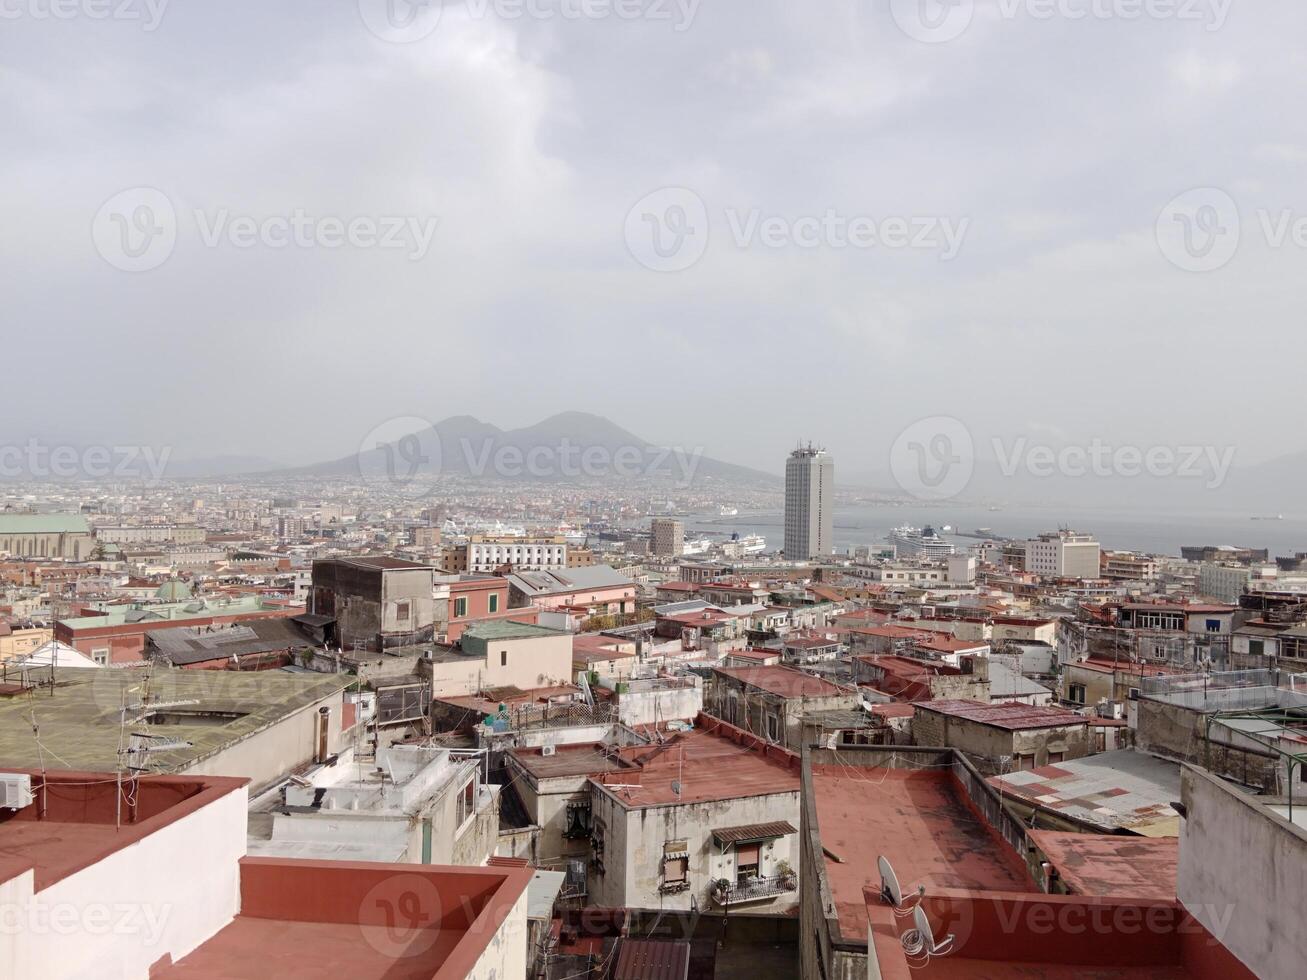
{"left": 1024, "top": 530, "right": 1101, "bottom": 579}
{"left": 784, "top": 446, "right": 834, "bottom": 560}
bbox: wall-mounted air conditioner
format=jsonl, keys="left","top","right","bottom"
{"left": 1, "top": 773, "right": 33, "bottom": 810}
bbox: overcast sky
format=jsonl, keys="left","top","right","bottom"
{"left": 3, "top": 1, "right": 1304, "bottom": 478}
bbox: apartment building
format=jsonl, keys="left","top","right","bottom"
{"left": 650, "top": 517, "right": 684, "bottom": 557}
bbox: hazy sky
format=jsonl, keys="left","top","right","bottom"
{"left": 3, "top": 1, "right": 1305, "bottom": 477}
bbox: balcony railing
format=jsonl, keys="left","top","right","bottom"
{"left": 710, "top": 875, "right": 795, "bottom": 907}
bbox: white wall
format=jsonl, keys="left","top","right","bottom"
{"left": 467, "top": 888, "right": 528, "bottom": 980}
{"left": 0, "top": 783, "right": 247, "bottom": 980}
{"left": 1178, "top": 765, "right": 1307, "bottom": 979}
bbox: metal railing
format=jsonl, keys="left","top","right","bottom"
{"left": 711, "top": 875, "right": 795, "bottom": 906}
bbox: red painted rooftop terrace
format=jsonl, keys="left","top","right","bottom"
{"left": 0, "top": 769, "right": 531, "bottom": 979}
{"left": 804, "top": 747, "right": 1254, "bottom": 979}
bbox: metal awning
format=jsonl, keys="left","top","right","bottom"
{"left": 711, "top": 821, "right": 797, "bottom": 846}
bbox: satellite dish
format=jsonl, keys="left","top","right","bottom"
{"left": 878, "top": 855, "right": 924, "bottom": 914}
{"left": 904, "top": 905, "right": 954, "bottom": 958}
{"left": 878, "top": 855, "right": 902, "bottom": 907}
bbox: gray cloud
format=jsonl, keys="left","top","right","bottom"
{"left": 2, "top": 0, "right": 1304, "bottom": 480}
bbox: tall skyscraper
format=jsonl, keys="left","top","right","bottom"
{"left": 784, "top": 445, "right": 834, "bottom": 559}
{"left": 650, "top": 517, "right": 684, "bottom": 557}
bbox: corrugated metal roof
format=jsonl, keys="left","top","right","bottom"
{"left": 613, "top": 939, "right": 691, "bottom": 980}
{"left": 915, "top": 699, "right": 1088, "bottom": 731}
{"left": 987, "top": 750, "right": 1181, "bottom": 834}
{"left": 711, "top": 820, "right": 797, "bottom": 845}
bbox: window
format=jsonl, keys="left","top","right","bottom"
{"left": 1068, "top": 683, "right": 1086, "bottom": 705}
{"left": 488, "top": 593, "right": 499, "bottom": 613}
{"left": 766, "top": 713, "right": 780, "bottom": 742}
{"left": 734, "top": 843, "right": 760, "bottom": 883}
{"left": 92, "top": 648, "right": 109, "bottom": 666}
{"left": 500, "top": 650, "right": 508, "bottom": 667}
{"left": 454, "top": 596, "right": 468, "bottom": 618}
{"left": 1048, "top": 751, "right": 1064, "bottom": 764}
{"left": 1249, "top": 639, "right": 1265, "bottom": 656}
{"left": 564, "top": 800, "right": 592, "bottom": 839}
{"left": 1206, "top": 619, "right": 1221, "bottom": 633}
{"left": 456, "top": 779, "right": 476, "bottom": 825}
{"left": 1014, "top": 754, "right": 1035, "bottom": 771}
{"left": 395, "top": 600, "right": 410, "bottom": 623}
{"left": 660, "top": 840, "right": 689, "bottom": 893}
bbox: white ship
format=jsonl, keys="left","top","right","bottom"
{"left": 718, "top": 505, "right": 739, "bottom": 517}
{"left": 889, "top": 525, "right": 955, "bottom": 560}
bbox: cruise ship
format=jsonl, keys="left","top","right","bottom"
{"left": 889, "top": 525, "right": 955, "bottom": 560}
{"left": 718, "top": 505, "right": 739, "bottom": 517}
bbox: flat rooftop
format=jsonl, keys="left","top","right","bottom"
{"left": 810, "top": 765, "right": 1032, "bottom": 942}
{"left": 594, "top": 716, "right": 800, "bottom": 808}
{"left": 713, "top": 665, "right": 849, "bottom": 698}
{"left": 1030, "top": 830, "right": 1177, "bottom": 902}
{"left": 159, "top": 858, "right": 532, "bottom": 980}
{"left": 915, "top": 699, "right": 1089, "bottom": 731}
{"left": 0, "top": 771, "right": 248, "bottom": 892}
{"left": 0, "top": 669, "right": 347, "bottom": 771}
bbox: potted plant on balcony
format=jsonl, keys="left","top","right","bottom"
{"left": 776, "top": 860, "right": 797, "bottom": 891}
{"left": 711, "top": 878, "right": 732, "bottom": 902}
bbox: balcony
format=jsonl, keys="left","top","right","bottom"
{"left": 710, "top": 874, "right": 796, "bottom": 907}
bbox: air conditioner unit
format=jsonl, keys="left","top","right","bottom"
{"left": 541, "top": 744, "right": 556, "bottom": 757}
{"left": 1, "top": 773, "right": 33, "bottom": 811}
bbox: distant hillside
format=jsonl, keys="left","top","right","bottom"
{"left": 281, "top": 411, "right": 779, "bottom": 486}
